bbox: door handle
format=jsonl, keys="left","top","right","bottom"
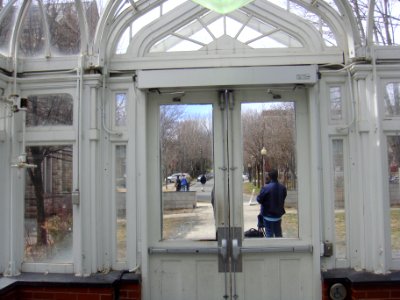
{"left": 220, "top": 238, "right": 228, "bottom": 260}
{"left": 231, "top": 239, "right": 240, "bottom": 262}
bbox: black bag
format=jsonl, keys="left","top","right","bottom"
{"left": 244, "top": 228, "right": 264, "bottom": 238}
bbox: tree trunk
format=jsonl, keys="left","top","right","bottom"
{"left": 27, "top": 147, "right": 47, "bottom": 246}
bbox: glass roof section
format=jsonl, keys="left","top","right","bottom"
{"left": 0, "top": 0, "right": 399, "bottom": 60}
{"left": 0, "top": 0, "right": 101, "bottom": 57}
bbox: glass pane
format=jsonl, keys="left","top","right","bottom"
{"left": 84, "top": 0, "right": 100, "bottom": 43}
{"left": 0, "top": 1, "right": 18, "bottom": 56}
{"left": 330, "top": 86, "right": 342, "bottom": 121}
{"left": 26, "top": 94, "right": 73, "bottom": 126}
{"left": 237, "top": 25, "right": 262, "bottom": 43}
{"left": 18, "top": 1, "right": 45, "bottom": 57}
{"left": 162, "top": 0, "right": 188, "bottom": 14}
{"left": 373, "top": 0, "right": 400, "bottom": 45}
{"left": 332, "top": 139, "right": 346, "bottom": 258}
{"left": 160, "top": 104, "right": 215, "bottom": 240}
{"left": 45, "top": 0, "right": 81, "bottom": 55}
{"left": 116, "top": 27, "right": 129, "bottom": 54}
{"left": 131, "top": 7, "right": 160, "bottom": 38}
{"left": 384, "top": 83, "right": 400, "bottom": 117}
{"left": 242, "top": 102, "right": 298, "bottom": 238}
{"left": 116, "top": 145, "right": 127, "bottom": 262}
{"left": 387, "top": 136, "right": 400, "bottom": 258}
{"left": 207, "top": 17, "right": 224, "bottom": 38}
{"left": 169, "top": 39, "right": 203, "bottom": 52}
{"left": 115, "top": 93, "right": 127, "bottom": 127}
{"left": 226, "top": 17, "right": 242, "bottom": 38}
{"left": 24, "top": 145, "right": 73, "bottom": 263}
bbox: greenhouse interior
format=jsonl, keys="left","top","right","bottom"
{"left": 0, "top": 0, "right": 400, "bottom": 299}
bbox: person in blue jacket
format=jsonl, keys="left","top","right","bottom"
{"left": 256, "top": 169, "right": 287, "bottom": 237}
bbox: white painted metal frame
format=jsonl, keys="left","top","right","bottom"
{"left": 0, "top": 0, "right": 399, "bottom": 284}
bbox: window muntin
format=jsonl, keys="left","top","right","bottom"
{"left": 26, "top": 94, "right": 73, "bottom": 127}
{"left": 24, "top": 145, "right": 73, "bottom": 263}
{"left": 115, "top": 145, "right": 127, "bottom": 262}
{"left": 387, "top": 136, "right": 400, "bottom": 259}
{"left": 384, "top": 83, "right": 400, "bottom": 117}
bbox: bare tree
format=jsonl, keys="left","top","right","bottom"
{"left": 349, "top": 0, "right": 399, "bottom": 45}
{"left": 242, "top": 103, "right": 296, "bottom": 188}
{"left": 160, "top": 105, "right": 185, "bottom": 183}
{"left": 26, "top": 146, "right": 72, "bottom": 247}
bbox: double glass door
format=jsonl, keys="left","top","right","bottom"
{"left": 146, "top": 87, "right": 314, "bottom": 300}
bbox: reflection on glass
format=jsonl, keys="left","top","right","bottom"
{"left": 242, "top": 102, "right": 298, "bottom": 238}
{"left": 387, "top": 136, "right": 400, "bottom": 258}
{"left": 27, "top": 94, "right": 73, "bottom": 126}
{"left": 18, "top": 2, "right": 46, "bottom": 57}
{"left": 160, "top": 104, "right": 215, "bottom": 240}
{"left": 24, "top": 145, "right": 73, "bottom": 263}
{"left": 116, "top": 145, "right": 127, "bottom": 261}
{"left": 332, "top": 139, "right": 346, "bottom": 258}
{"left": 330, "top": 86, "right": 342, "bottom": 121}
{"left": 385, "top": 83, "right": 400, "bottom": 117}
{"left": 46, "top": 2, "right": 81, "bottom": 55}
{"left": 115, "top": 93, "right": 127, "bottom": 127}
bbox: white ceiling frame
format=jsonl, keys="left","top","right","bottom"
{"left": 331, "top": 0, "right": 362, "bottom": 48}
{"left": 95, "top": 0, "right": 166, "bottom": 66}
{"left": 291, "top": 0, "right": 359, "bottom": 59}
{"left": 241, "top": 1, "right": 324, "bottom": 51}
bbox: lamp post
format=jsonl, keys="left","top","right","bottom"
{"left": 261, "top": 147, "right": 267, "bottom": 185}
{"left": 200, "top": 147, "right": 203, "bottom": 174}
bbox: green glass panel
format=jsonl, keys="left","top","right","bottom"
{"left": 192, "top": 0, "right": 254, "bottom": 14}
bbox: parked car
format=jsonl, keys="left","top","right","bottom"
{"left": 167, "top": 173, "right": 191, "bottom": 183}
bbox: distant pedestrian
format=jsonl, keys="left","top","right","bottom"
{"left": 181, "top": 175, "right": 188, "bottom": 191}
{"left": 256, "top": 169, "right": 287, "bottom": 238}
{"left": 200, "top": 174, "right": 207, "bottom": 191}
{"left": 175, "top": 175, "right": 181, "bottom": 191}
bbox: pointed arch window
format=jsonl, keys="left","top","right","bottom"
{"left": 148, "top": 12, "right": 304, "bottom": 53}
{"left": 114, "top": 0, "right": 342, "bottom": 55}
